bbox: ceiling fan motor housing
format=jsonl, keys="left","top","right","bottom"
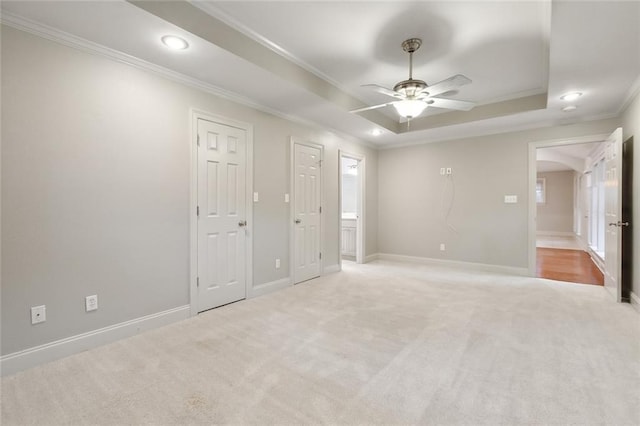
{"left": 393, "top": 79, "right": 428, "bottom": 98}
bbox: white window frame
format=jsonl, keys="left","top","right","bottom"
{"left": 536, "top": 178, "right": 546, "bottom": 204}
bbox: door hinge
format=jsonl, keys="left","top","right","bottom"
{"left": 197, "top": 134, "right": 200, "bottom": 146}
{"left": 319, "top": 252, "right": 322, "bottom": 260}
{"left": 196, "top": 277, "right": 200, "bottom": 287}
{"left": 197, "top": 205, "right": 200, "bottom": 217}
{"left": 319, "top": 206, "right": 322, "bottom": 214}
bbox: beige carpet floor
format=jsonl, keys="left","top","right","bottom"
{"left": 2, "top": 260, "right": 639, "bottom": 425}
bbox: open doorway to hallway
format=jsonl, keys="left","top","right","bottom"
{"left": 339, "top": 152, "right": 365, "bottom": 266}
{"left": 535, "top": 141, "right": 604, "bottom": 286}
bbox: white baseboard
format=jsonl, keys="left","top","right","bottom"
{"left": 536, "top": 231, "right": 575, "bottom": 237}
{"left": 250, "top": 277, "right": 291, "bottom": 298}
{"left": 630, "top": 292, "right": 640, "bottom": 313}
{"left": 364, "top": 253, "right": 379, "bottom": 263}
{"left": 1, "top": 305, "right": 190, "bottom": 377}
{"left": 376, "top": 253, "right": 529, "bottom": 276}
{"left": 324, "top": 264, "right": 340, "bottom": 274}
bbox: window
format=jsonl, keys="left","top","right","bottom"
{"left": 536, "top": 178, "right": 546, "bottom": 204}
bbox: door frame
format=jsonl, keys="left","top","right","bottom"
{"left": 527, "top": 133, "right": 608, "bottom": 278}
{"left": 190, "top": 109, "right": 254, "bottom": 316}
{"left": 290, "top": 137, "right": 324, "bottom": 284}
{"left": 338, "top": 150, "right": 366, "bottom": 267}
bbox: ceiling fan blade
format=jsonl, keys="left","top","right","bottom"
{"left": 422, "top": 74, "right": 471, "bottom": 97}
{"left": 362, "top": 84, "right": 405, "bottom": 99}
{"left": 424, "top": 97, "right": 475, "bottom": 111}
{"left": 350, "top": 102, "right": 395, "bottom": 113}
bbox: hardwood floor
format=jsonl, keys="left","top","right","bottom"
{"left": 536, "top": 248, "right": 604, "bottom": 286}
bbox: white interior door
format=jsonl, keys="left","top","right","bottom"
{"left": 197, "top": 118, "right": 247, "bottom": 312}
{"left": 604, "top": 127, "right": 623, "bottom": 302}
{"left": 293, "top": 142, "right": 322, "bottom": 283}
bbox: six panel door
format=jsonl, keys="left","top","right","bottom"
{"left": 197, "top": 118, "right": 247, "bottom": 312}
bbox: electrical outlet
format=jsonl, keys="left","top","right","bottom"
{"left": 275, "top": 258, "right": 281, "bottom": 269}
{"left": 440, "top": 167, "right": 446, "bottom": 175}
{"left": 31, "top": 305, "right": 46, "bottom": 324}
{"left": 85, "top": 295, "right": 98, "bottom": 312}
{"left": 440, "top": 243, "right": 446, "bottom": 251}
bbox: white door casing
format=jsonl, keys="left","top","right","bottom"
{"left": 196, "top": 117, "right": 251, "bottom": 312}
{"left": 527, "top": 133, "right": 610, "bottom": 277}
{"left": 292, "top": 141, "right": 322, "bottom": 284}
{"left": 604, "top": 127, "right": 623, "bottom": 301}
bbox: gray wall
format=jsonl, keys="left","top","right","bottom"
{"left": 378, "top": 118, "right": 620, "bottom": 269}
{"left": 536, "top": 171, "right": 574, "bottom": 233}
{"left": 621, "top": 91, "right": 640, "bottom": 298}
{"left": 1, "top": 26, "right": 378, "bottom": 355}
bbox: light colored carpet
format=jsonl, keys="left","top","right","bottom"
{"left": 2, "top": 260, "right": 639, "bottom": 425}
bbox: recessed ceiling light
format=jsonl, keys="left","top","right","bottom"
{"left": 371, "top": 129, "right": 383, "bottom": 136}
{"left": 560, "top": 92, "right": 582, "bottom": 101}
{"left": 562, "top": 105, "right": 578, "bottom": 112}
{"left": 161, "top": 35, "right": 189, "bottom": 50}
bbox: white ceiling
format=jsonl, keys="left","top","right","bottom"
{"left": 537, "top": 141, "right": 602, "bottom": 172}
{"left": 2, "top": 1, "right": 639, "bottom": 148}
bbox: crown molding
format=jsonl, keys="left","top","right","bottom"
{"left": 191, "top": 1, "right": 359, "bottom": 101}
{"left": 619, "top": 74, "right": 640, "bottom": 115}
{"left": 0, "top": 11, "right": 374, "bottom": 149}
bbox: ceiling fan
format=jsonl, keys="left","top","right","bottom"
{"left": 351, "top": 38, "right": 475, "bottom": 121}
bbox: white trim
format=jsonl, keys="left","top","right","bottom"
{"left": 192, "top": 2, "right": 346, "bottom": 95}
{"left": 630, "top": 292, "right": 640, "bottom": 313}
{"left": 377, "top": 253, "right": 529, "bottom": 276}
{"left": 365, "top": 253, "right": 379, "bottom": 263}
{"left": 249, "top": 278, "right": 292, "bottom": 299}
{"left": 619, "top": 75, "right": 640, "bottom": 114}
{"left": 190, "top": 110, "right": 254, "bottom": 315}
{"left": 290, "top": 138, "right": 324, "bottom": 284}
{"left": 324, "top": 264, "right": 341, "bottom": 274}
{"left": 338, "top": 151, "right": 366, "bottom": 267}
{"left": 536, "top": 231, "right": 576, "bottom": 237}
{"left": 1, "top": 306, "right": 190, "bottom": 377}
{"left": 527, "top": 133, "right": 609, "bottom": 276}
{"left": 0, "top": 12, "right": 373, "bottom": 151}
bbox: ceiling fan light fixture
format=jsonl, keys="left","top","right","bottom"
{"left": 560, "top": 92, "right": 582, "bottom": 101}
{"left": 393, "top": 100, "right": 427, "bottom": 119}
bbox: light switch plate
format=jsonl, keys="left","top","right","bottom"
{"left": 504, "top": 195, "right": 518, "bottom": 204}
{"left": 85, "top": 295, "right": 98, "bottom": 312}
{"left": 253, "top": 192, "right": 259, "bottom": 202}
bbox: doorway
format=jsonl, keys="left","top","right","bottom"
{"left": 529, "top": 129, "right": 626, "bottom": 301}
{"left": 339, "top": 151, "right": 365, "bottom": 266}
{"left": 621, "top": 137, "right": 633, "bottom": 301}
{"left": 534, "top": 140, "right": 604, "bottom": 285}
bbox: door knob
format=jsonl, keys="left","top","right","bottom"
{"left": 617, "top": 221, "right": 630, "bottom": 227}
{"left": 608, "top": 222, "right": 617, "bottom": 226}
{"left": 295, "top": 219, "right": 301, "bottom": 224}
{"left": 238, "top": 220, "right": 247, "bottom": 227}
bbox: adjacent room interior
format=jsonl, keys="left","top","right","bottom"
{"left": 1, "top": 1, "right": 639, "bottom": 424}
